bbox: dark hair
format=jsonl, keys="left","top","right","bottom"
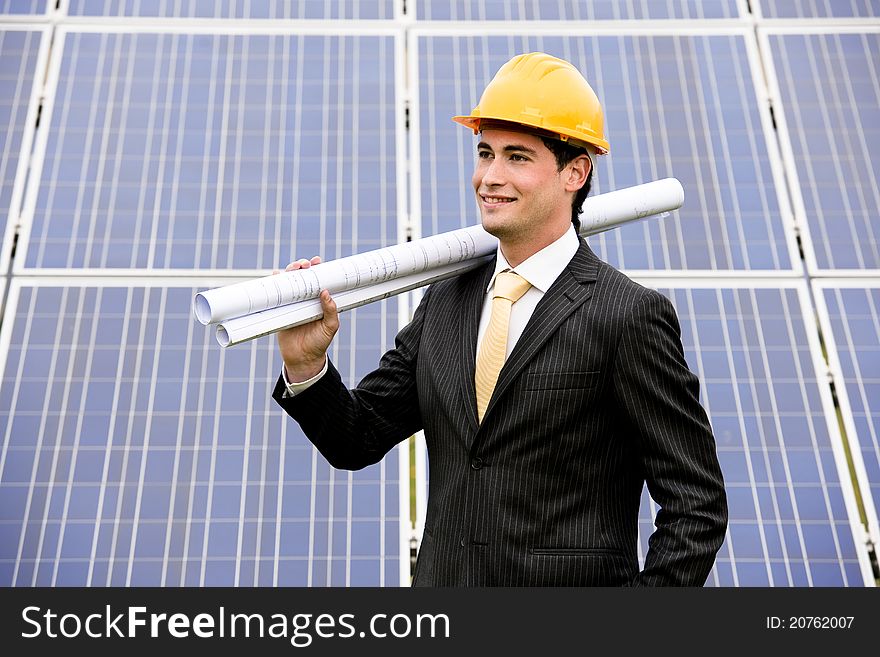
{"left": 540, "top": 137, "right": 593, "bottom": 233}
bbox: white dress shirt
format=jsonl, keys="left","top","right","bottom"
{"left": 476, "top": 224, "right": 580, "bottom": 360}
{"left": 282, "top": 225, "right": 581, "bottom": 396}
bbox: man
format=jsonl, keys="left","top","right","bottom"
{"left": 273, "top": 52, "right": 728, "bottom": 586}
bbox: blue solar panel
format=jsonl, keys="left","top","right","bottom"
{"left": 0, "top": 0, "right": 47, "bottom": 14}
{"left": 417, "top": 34, "right": 796, "bottom": 271}
{"left": 21, "top": 30, "right": 399, "bottom": 271}
{"left": 768, "top": 31, "right": 880, "bottom": 271}
{"left": 0, "top": 283, "right": 406, "bottom": 586}
{"left": 0, "top": 28, "right": 44, "bottom": 273}
{"left": 634, "top": 285, "right": 872, "bottom": 585}
{"left": 760, "top": 0, "right": 880, "bottom": 18}
{"left": 418, "top": 0, "right": 741, "bottom": 19}
{"left": 815, "top": 284, "right": 880, "bottom": 548}
{"left": 66, "top": 0, "right": 395, "bottom": 19}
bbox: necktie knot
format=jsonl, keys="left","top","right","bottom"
{"left": 492, "top": 271, "right": 531, "bottom": 304}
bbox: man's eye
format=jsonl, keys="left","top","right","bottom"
{"left": 478, "top": 151, "right": 492, "bottom": 159}
{"left": 510, "top": 154, "right": 527, "bottom": 162}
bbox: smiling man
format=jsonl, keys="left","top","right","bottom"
{"left": 273, "top": 52, "right": 728, "bottom": 586}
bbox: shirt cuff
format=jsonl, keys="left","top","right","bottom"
{"left": 281, "top": 357, "right": 329, "bottom": 398}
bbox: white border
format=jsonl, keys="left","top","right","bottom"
{"left": 0, "top": 24, "right": 51, "bottom": 276}
{"left": 741, "top": 25, "right": 805, "bottom": 275}
{"left": 406, "top": 29, "right": 430, "bottom": 557}
{"left": 758, "top": 25, "right": 880, "bottom": 277}
{"left": 13, "top": 22, "right": 63, "bottom": 277}
{"left": 811, "top": 278, "right": 880, "bottom": 559}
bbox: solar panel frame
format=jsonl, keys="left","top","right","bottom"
{"left": 14, "top": 23, "right": 409, "bottom": 277}
{"left": 414, "top": 278, "right": 876, "bottom": 585}
{"left": 758, "top": 26, "right": 880, "bottom": 276}
{"left": 811, "top": 278, "right": 880, "bottom": 553}
{"left": 0, "top": 276, "right": 412, "bottom": 587}
{"left": 0, "top": 25, "right": 50, "bottom": 277}
{"left": 407, "top": 25, "right": 803, "bottom": 275}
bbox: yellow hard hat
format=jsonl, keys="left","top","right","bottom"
{"left": 453, "top": 52, "right": 609, "bottom": 155}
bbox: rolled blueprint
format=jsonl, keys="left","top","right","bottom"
{"left": 193, "top": 225, "right": 497, "bottom": 325}
{"left": 198, "top": 178, "right": 684, "bottom": 347}
{"left": 216, "top": 257, "right": 495, "bottom": 347}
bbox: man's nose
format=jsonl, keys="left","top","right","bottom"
{"left": 481, "top": 157, "right": 505, "bottom": 186}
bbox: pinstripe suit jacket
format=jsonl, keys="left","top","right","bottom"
{"left": 273, "top": 238, "right": 728, "bottom": 586}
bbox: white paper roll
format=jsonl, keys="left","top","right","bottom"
{"left": 196, "top": 178, "right": 684, "bottom": 346}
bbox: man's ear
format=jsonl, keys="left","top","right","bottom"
{"left": 565, "top": 154, "right": 591, "bottom": 192}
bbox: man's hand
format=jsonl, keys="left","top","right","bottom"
{"left": 273, "top": 256, "right": 339, "bottom": 382}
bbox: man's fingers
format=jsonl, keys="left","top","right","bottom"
{"left": 320, "top": 290, "right": 339, "bottom": 334}
{"left": 284, "top": 257, "right": 321, "bottom": 272}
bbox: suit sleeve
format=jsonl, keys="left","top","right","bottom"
{"left": 272, "top": 285, "right": 432, "bottom": 471}
{"left": 612, "top": 290, "right": 728, "bottom": 586}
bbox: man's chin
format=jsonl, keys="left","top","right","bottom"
{"left": 480, "top": 217, "right": 512, "bottom": 239}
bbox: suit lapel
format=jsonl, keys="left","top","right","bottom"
{"left": 458, "top": 257, "right": 497, "bottom": 435}
{"left": 477, "top": 238, "right": 600, "bottom": 429}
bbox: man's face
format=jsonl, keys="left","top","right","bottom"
{"left": 472, "top": 128, "right": 573, "bottom": 246}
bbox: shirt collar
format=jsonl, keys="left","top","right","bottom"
{"left": 486, "top": 224, "right": 581, "bottom": 294}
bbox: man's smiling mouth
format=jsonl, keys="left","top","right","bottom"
{"left": 480, "top": 195, "right": 516, "bottom": 205}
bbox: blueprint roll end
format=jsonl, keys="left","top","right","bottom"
{"left": 216, "top": 325, "right": 231, "bottom": 348}
{"left": 667, "top": 178, "right": 685, "bottom": 208}
{"left": 194, "top": 294, "right": 212, "bottom": 325}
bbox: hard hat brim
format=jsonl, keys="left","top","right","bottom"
{"left": 452, "top": 114, "right": 609, "bottom": 155}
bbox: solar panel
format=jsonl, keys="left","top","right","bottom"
{"left": 417, "top": 0, "right": 742, "bottom": 20}
{"left": 633, "top": 283, "right": 873, "bottom": 585}
{"left": 65, "top": 0, "right": 396, "bottom": 19}
{"left": 759, "top": 0, "right": 880, "bottom": 19}
{"left": 414, "top": 32, "right": 798, "bottom": 272}
{"left": 0, "top": 281, "right": 407, "bottom": 586}
{"left": 4, "top": 1, "right": 876, "bottom": 591}
{"left": 0, "top": 27, "right": 46, "bottom": 274}
{"left": 813, "top": 282, "right": 880, "bottom": 552}
{"left": 19, "top": 29, "right": 401, "bottom": 272}
{"left": 0, "top": 0, "right": 47, "bottom": 14}
{"left": 765, "top": 30, "right": 880, "bottom": 272}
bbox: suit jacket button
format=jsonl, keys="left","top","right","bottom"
{"left": 470, "top": 457, "right": 483, "bottom": 470}
{"left": 460, "top": 537, "right": 467, "bottom": 547}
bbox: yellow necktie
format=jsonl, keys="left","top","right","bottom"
{"left": 475, "top": 271, "right": 532, "bottom": 423}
